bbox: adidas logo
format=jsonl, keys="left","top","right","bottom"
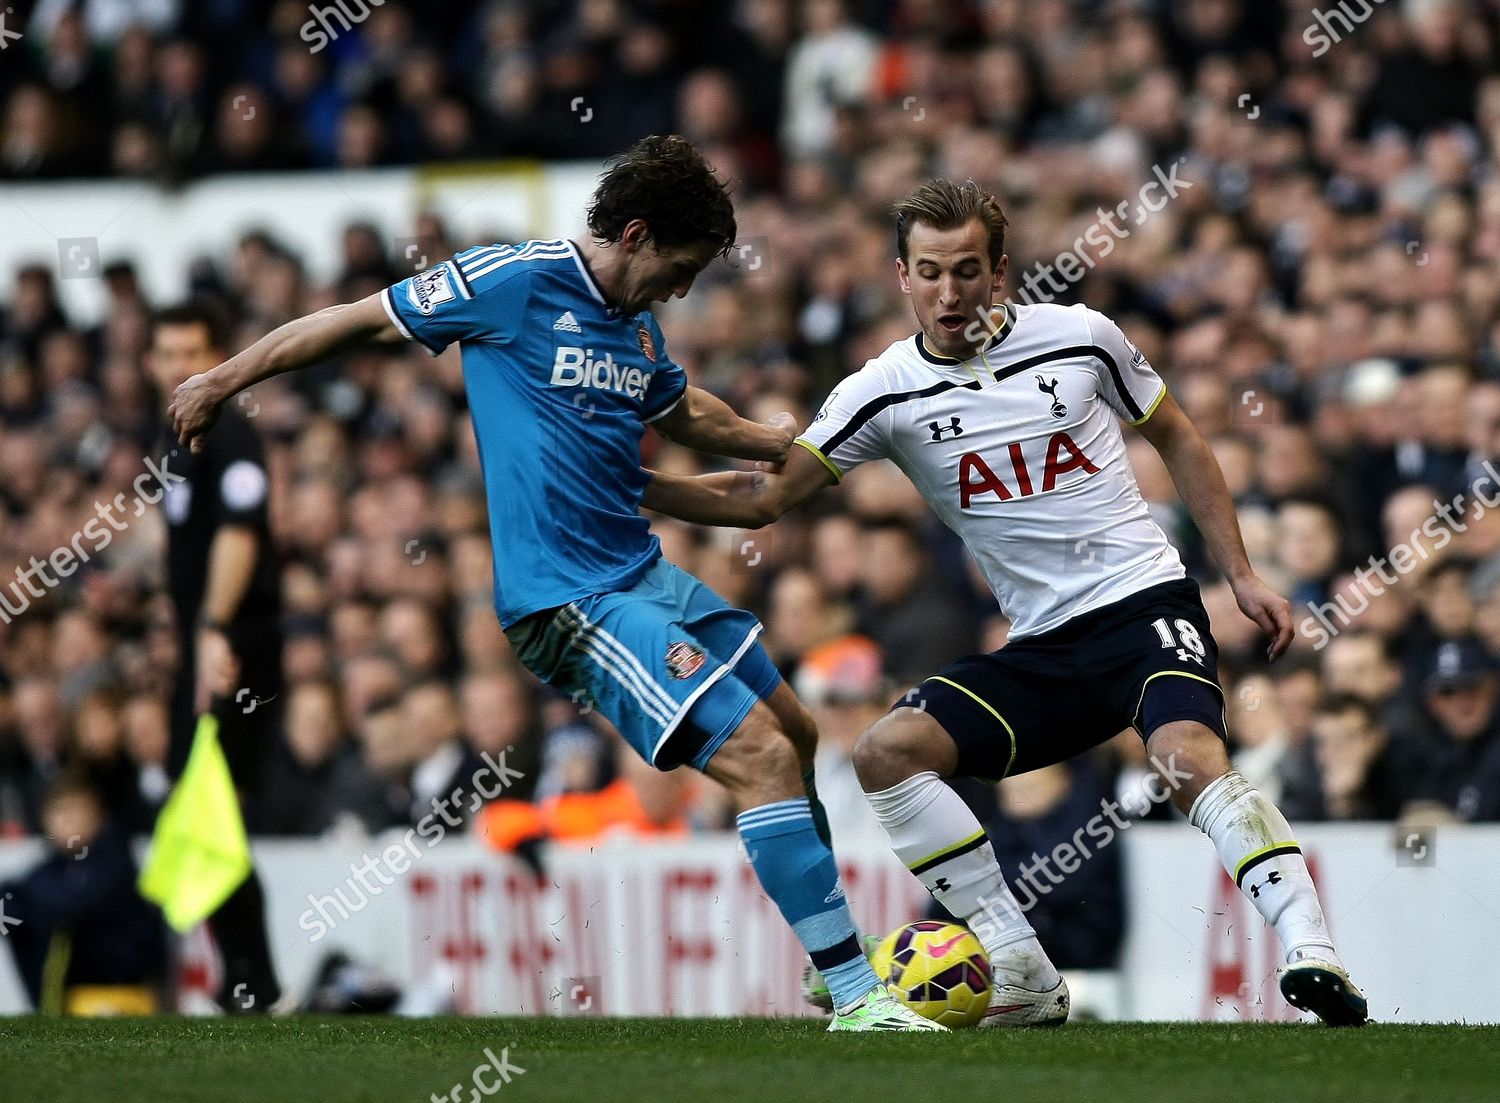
{"left": 553, "top": 311, "right": 582, "bottom": 333}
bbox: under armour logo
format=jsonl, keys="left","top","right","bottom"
{"left": 1248, "top": 870, "right": 1282, "bottom": 899}
{"left": 932, "top": 877, "right": 952, "bottom": 892}
{"left": 1037, "top": 376, "right": 1067, "bottom": 419}
{"left": 927, "top": 417, "right": 963, "bottom": 441}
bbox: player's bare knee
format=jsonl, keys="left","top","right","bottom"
{"left": 772, "top": 698, "right": 818, "bottom": 767}
{"left": 1146, "top": 720, "right": 1231, "bottom": 813}
{"left": 705, "top": 705, "right": 802, "bottom": 807}
{"left": 853, "top": 708, "right": 955, "bottom": 793}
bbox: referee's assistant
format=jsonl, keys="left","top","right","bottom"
{"left": 149, "top": 303, "right": 282, "bottom": 1013}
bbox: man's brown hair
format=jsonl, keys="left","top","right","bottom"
{"left": 893, "top": 179, "right": 1009, "bottom": 268}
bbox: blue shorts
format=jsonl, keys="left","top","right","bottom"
{"left": 503, "top": 559, "right": 783, "bottom": 771}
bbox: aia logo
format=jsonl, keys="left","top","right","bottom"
{"left": 665, "top": 641, "right": 705, "bottom": 679}
{"left": 927, "top": 416, "right": 963, "bottom": 441}
{"left": 958, "top": 431, "right": 1099, "bottom": 507}
{"left": 1036, "top": 376, "right": 1067, "bottom": 419}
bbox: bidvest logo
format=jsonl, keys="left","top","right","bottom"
{"left": 552, "top": 347, "right": 651, "bottom": 400}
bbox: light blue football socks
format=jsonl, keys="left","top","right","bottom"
{"left": 736, "top": 797, "right": 881, "bottom": 1011}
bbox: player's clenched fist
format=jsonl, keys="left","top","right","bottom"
{"left": 170, "top": 370, "right": 227, "bottom": 453}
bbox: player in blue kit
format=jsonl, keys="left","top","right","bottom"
{"left": 169, "top": 136, "right": 938, "bottom": 1031}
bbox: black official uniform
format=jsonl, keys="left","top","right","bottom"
{"left": 158, "top": 403, "right": 282, "bottom": 1010}
{"left": 160, "top": 405, "right": 282, "bottom": 785}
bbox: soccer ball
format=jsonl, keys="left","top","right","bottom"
{"left": 870, "top": 920, "right": 992, "bottom": 1028}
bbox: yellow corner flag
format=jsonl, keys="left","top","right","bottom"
{"left": 139, "top": 715, "right": 252, "bottom": 932}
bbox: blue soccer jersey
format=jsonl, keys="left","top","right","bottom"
{"left": 381, "top": 239, "right": 686, "bottom": 626}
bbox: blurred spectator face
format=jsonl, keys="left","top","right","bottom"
{"left": 330, "top": 602, "right": 378, "bottom": 661}
{"left": 378, "top": 599, "right": 446, "bottom": 676}
{"left": 679, "top": 70, "right": 741, "bottom": 143}
{"left": 15, "top": 678, "right": 65, "bottom": 761}
{"left": 51, "top": 609, "right": 109, "bottom": 674}
{"left": 895, "top": 218, "right": 1004, "bottom": 361}
{"left": 1426, "top": 674, "right": 1497, "bottom": 741}
{"left": 1228, "top": 673, "right": 1283, "bottom": 748}
{"left": 811, "top": 515, "right": 863, "bottom": 597}
{"left": 149, "top": 317, "right": 221, "bottom": 403}
{"left": 286, "top": 682, "right": 343, "bottom": 767}
{"left": 1311, "top": 699, "right": 1386, "bottom": 806}
{"left": 1417, "top": 366, "right": 1470, "bottom": 449}
{"left": 1322, "top": 634, "right": 1399, "bottom": 703}
{"left": 860, "top": 526, "right": 924, "bottom": 605}
{"left": 73, "top": 690, "right": 124, "bottom": 759}
{"left": 767, "top": 568, "right": 832, "bottom": 659}
{"left": 339, "top": 653, "right": 402, "bottom": 725}
{"left": 459, "top": 599, "right": 512, "bottom": 671}
{"left": 123, "top": 696, "right": 170, "bottom": 767}
{"left": 336, "top": 104, "right": 385, "bottom": 168}
{"left": 1417, "top": 564, "right": 1476, "bottom": 638}
{"left": 402, "top": 682, "right": 461, "bottom": 758}
{"left": 358, "top": 704, "right": 412, "bottom": 778}
{"left": 217, "top": 84, "right": 274, "bottom": 160}
{"left": 1210, "top": 435, "right": 1255, "bottom": 499}
{"left": 1256, "top": 427, "right": 1324, "bottom": 498}
{"left": 43, "top": 785, "right": 103, "bottom": 853}
{"left": 460, "top": 672, "right": 533, "bottom": 756}
{"left": 1466, "top": 381, "right": 1500, "bottom": 459}
{"left": 1382, "top": 486, "right": 1441, "bottom": 559}
{"left": 1272, "top": 666, "right": 1320, "bottom": 744}
{"left": 1276, "top": 502, "right": 1340, "bottom": 583}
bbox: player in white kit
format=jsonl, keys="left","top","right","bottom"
{"left": 645, "top": 179, "right": 1368, "bottom": 1027}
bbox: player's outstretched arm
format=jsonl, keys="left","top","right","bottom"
{"left": 652, "top": 386, "right": 792, "bottom": 464}
{"left": 642, "top": 442, "right": 835, "bottom": 528}
{"left": 1134, "top": 391, "right": 1294, "bottom": 660}
{"left": 170, "top": 292, "right": 400, "bottom": 453}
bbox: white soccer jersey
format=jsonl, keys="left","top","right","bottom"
{"left": 797, "top": 302, "right": 1185, "bottom": 639}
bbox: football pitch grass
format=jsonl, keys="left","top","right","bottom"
{"left": 2, "top": 1018, "right": 1495, "bottom": 1103}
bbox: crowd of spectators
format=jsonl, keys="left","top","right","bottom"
{"left": 3, "top": 0, "right": 1500, "bottom": 872}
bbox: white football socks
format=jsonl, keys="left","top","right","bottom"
{"left": 865, "top": 771, "right": 1060, "bottom": 989}
{"left": 1189, "top": 770, "right": 1341, "bottom": 967}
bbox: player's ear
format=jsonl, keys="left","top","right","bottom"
{"left": 620, "top": 219, "right": 652, "bottom": 254}
{"left": 992, "top": 254, "right": 1008, "bottom": 297}
{"left": 896, "top": 258, "right": 911, "bottom": 294}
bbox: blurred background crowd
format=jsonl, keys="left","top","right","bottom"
{"left": 3, "top": 0, "right": 1500, "bottom": 931}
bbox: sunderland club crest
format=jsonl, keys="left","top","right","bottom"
{"left": 666, "top": 641, "right": 705, "bottom": 679}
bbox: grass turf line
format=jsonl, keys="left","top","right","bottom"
{"left": 1, "top": 1018, "right": 1496, "bottom": 1103}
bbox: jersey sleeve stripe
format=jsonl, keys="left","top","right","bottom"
{"left": 381, "top": 286, "right": 445, "bottom": 353}
{"left": 1093, "top": 345, "right": 1146, "bottom": 421}
{"left": 793, "top": 438, "right": 843, "bottom": 482}
{"left": 456, "top": 244, "right": 512, "bottom": 271}
{"left": 820, "top": 378, "right": 981, "bottom": 456}
{"left": 380, "top": 286, "right": 414, "bottom": 340}
{"left": 1129, "top": 381, "right": 1167, "bottom": 425}
{"left": 642, "top": 389, "right": 685, "bottom": 423}
{"left": 446, "top": 259, "right": 473, "bottom": 299}
{"left": 463, "top": 242, "right": 569, "bottom": 284}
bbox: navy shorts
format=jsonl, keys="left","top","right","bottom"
{"left": 900, "top": 578, "right": 1227, "bottom": 781}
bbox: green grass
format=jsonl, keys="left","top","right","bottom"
{"left": 1, "top": 1018, "right": 1495, "bottom": 1103}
